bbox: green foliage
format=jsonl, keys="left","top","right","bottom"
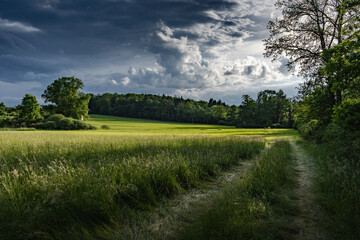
{"left": 323, "top": 33, "right": 360, "bottom": 100}
{"left": 33, "top": 114, "right": 95, "bottom": 130}
{"left": 334, "top": 98, "right": 360, "bottom": 131}
{"left": 101, "top": 125, "right": 110, "bottom": 129}
{"left": 176, "top": 141, "right": 297, "bottom": 240}
{"left": 0, "top": 117, "right": 14, "bottom": 128}
{"left": 58, "top": 118, "right": 74, "bottom": 130}
{"left": 46, "top": 114, "right": 65, "bottom": 123}
{"left": 295, "top": 87, "right": 334, "bottom": 127}
{"left": 42, "top": 77, "right": 91, "bottom": 119}
{"left": 0, "top": 102, "right": 6, "bottom": 116}
{"left": 0, "top": 135, "right": 264, "bottom": 239}
{"left": 18, "top": 94, "right": 42, "bottom": 123}
{"left": 90, "top": 90, "right": 294, "bottom": 128}
{"left": 42, "top": 121, "right": 57, "bottom": 130}
{"left": 236, "top": 90, "right": 293, "bottom": 128}
{"left": 298, "top": 119, "right": 322, "bottom": 140}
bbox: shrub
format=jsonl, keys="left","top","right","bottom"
{"left": 43, "top": 121, "right": 57, "bottom": 130}
{"left": 299, "top": 119, "right": 324, "bottom": 141}
{"left": 271, "top": 123, "right": 282, "bottom": 128}
{"left": 33, "top": 119, "right": 96, "bottom": 130}
{"left": 0, "top": 118, "right": 13, "bottom": 128}
{"left": 46, "top": 114, "right": 65, "bottom": 123}
{"left": 334, "top": 99, "right": 360, "bottom": 131}
{"left": 74, "top": 120, "right": 95, "bottom": 130}
{"left": 58, "top": 118, "right": 74, "bottom": 130}
{"left": 101, "top": 125, "right": 110, "bottom": 130}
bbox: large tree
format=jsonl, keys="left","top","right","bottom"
{"left": 18, "top": 94, "right": 42, "bottom": 122}
{"left": 265, "top": 0, "right": 359, "bottom": 76}
{"left": 265, "top": 0, "right": 360, "bottom": 123}
{"left": 322, "top": 31, "right": 360, "bottom": 99}
{"left": 42, "top": 77, "right": 91, "bottom": 119}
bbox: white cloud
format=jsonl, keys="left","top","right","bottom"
{"left": 121, "top": 77, "right": 130, "bottom": 86}
{"left": 0, "top": 18, "right": 41, "bottom": 33}
{"left": 111, "top": 79, "right": 118, "bottom": 85}
{"left": 128, "top": 16, "right": 294, "bottom": 92}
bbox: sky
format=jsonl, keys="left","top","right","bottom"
{"left": 0, "top": 0, "right": 302, "bottom": 106}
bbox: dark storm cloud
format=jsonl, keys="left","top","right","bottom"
{"left": 0, "top": 0, "right": 299, "bottom": 106}
{"left": 0, "top": 0, "right": 236, "bottom": 79}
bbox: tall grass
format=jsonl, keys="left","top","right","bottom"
{"left": 175, "top": 141, "right": 298, "bottom": 240}
{"left": 0, "top": 133, "right": 264, "bottom": 239}
{"left": 299, "top": 137, "right": 360, "bottom": 239}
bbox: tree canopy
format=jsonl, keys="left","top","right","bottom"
{"left": 89, "top": 91, "right": 294, "bottom": 128}
{"left": 18, "top": 94, "right": 42, "bottom": 122}
{"left": 265, "top": 0, "right": 360, "bottom": 78}
{"left": 42, "top": 77, "right": 91, "bottom": 119}
{"left": 265, "top": 0, "right": 360, "bottom": 126}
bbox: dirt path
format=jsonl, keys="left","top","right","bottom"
{"left": 290, "top": 139, "right": 329, "bottom": 240}
{"left": 117, "top": 156, "right": 258, "bottom": 240}
{"left": 117, "top": 140, "right": 330, "bottom": 240}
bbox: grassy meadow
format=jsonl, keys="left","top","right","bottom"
{"left": 86, "top": 114, "right": 298, "bottom": 138}
{"left": 0, "top": 114, "right": 298, "bottom": 239}
{"left": 175, "top": 141, "right": 297, "bottom": 240}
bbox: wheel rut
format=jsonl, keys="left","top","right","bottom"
{"left": 290, "top": 140, "right": 329, "bottom": 240}
{"left": 117, "top": 155, "right": 258, "bottom": 240}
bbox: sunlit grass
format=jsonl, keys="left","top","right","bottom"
{"left": 0, "top": 133, "right": 264, "bottom": 239}
{"left": 0, "top": 115, "right": 298, "bottom": 239}
{"left": 86, "top": 114, "right": 298, "bottom": 137}
{"left": 175, "top": 141, "right": 298, "bottom": 240}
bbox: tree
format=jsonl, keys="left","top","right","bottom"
{"left": 18, "top": 94, "right": 42, "bottom": 122}
{"left": 210, "top": 105, "right": 227, "bottom": 123}
{"left": 42, "top": 77, "right": 91, "bottom": 119}
{"left": 238, "top": 95, "right": 257, "bottom": 127}
{"left": 0, "top": 102, "right": 6, "bottom": 116}
{"left": 265, "top": 0, "right": 359, "bottom": 76}
{"left": 265, "top": 0, "right": 360, "bottom": 125}
{"left": 322, "top": 31, "right": 360, "bottom": 100}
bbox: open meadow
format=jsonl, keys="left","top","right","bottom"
{"left": 0, "top": 115, "right": 302, "bottom": 239}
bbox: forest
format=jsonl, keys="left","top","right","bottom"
{"left": 88, "top": 90, "right": 294, "bottom": 128}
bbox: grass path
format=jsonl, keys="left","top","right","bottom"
{"left": 291, "top": 139, "right": 329, "bottom": 240}
{"left": 116, "top": 157, "right": 257, "bottom": 240}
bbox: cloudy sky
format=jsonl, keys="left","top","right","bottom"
{"left": 0, "top": 0, "right": 302, "bottom": 106}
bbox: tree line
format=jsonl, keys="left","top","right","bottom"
{"left": 0, "top": 77, "right": 95, "bottom": 130}
{"left": 1, "top": 76, "right": 294, "bottom": 129}
{"left": 88, "top": 89, "right": 294, "bottom": 128}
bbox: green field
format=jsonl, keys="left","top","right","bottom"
{"left": 87, "top": 114, "right": 298, "bottom": 138}
{"left": 0, "top": 115, "right": 298, "bottom": 240}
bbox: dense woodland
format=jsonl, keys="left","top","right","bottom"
{"left": 1, "top": 87, "right": 294, "bottom": 129}
{"left": 88, "top": 90, "right": 294, "bottom": 128}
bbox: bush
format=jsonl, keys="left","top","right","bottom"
{"left": 299, "top": 119, "right": 324, "bottom": 141}
{"left": 46, "top": 114, "right": 65, "bottom": 123}
{"left": 58, "top": 118, "right": 74, "bottom": 130}
{"left": 0, "top": 118, "right": 13, "bottom": 128}
{"left": 43, "top": 121, "right": 57, "bottom": 130}
{"left": 334, "top": 99, "right": 360, "bottom": 131}
{"left": 33, "top": 119, "right": 96, "bottom": 130}
{"left": 101, "top": 125, "right": 110, "bottom": 130}
{"left": 74, "top": 120, "right": 95, "bottom": 130}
